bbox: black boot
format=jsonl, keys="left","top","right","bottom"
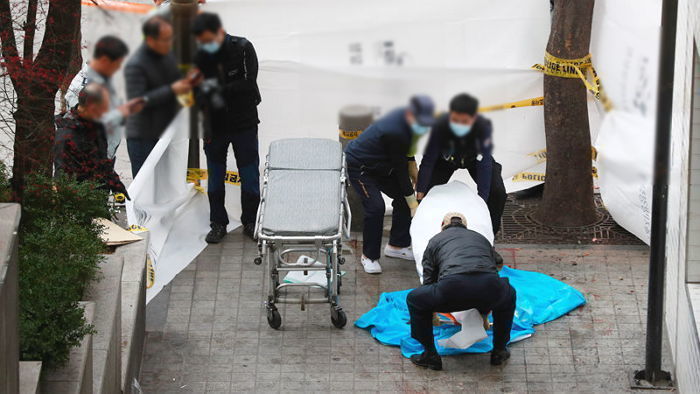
{"left": 493, "top": 248, "right": 504, "bottom": 269}
{"left": 206, "top": 223, "right": 227, "bottom": 244}
{"left": 490, "top": 348, "right": 511, "bottom": 366}
{"left": 243, "top": 223, "right": 256, "bottom": 240}
{"left": 410, "top": 351, "right": 442, "bottom": 371}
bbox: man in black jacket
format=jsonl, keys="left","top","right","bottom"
{"left": 344, "top": 95, "right": 435, "bottom": 274}
{"left": 54, "top": 83, "right": 129, "bottom": 198}
{"left": 191, "top": 12, "right": 262, "bottom": 243}
{"left": 416, "top": 93, "right": 507, "bottom": 236}
{"left": 125, "top": 16, "right": 193, "bottom": 177}
{"left": 407, "top": 213, "right": 516, "bottom": 370}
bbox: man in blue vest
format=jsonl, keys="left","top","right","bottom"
{"left": 345, "top": 95, "right": 435, "bottom": 274}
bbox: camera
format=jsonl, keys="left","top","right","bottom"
{"left": 198, "top": 78, "right": 226, "bottom": 111}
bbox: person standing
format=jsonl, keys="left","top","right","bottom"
{"left": 55, "top": 83, "right": 130, "bottom": 198}
{"left": 344, "top": 95, "right": 436, "bottom": 274}
{"left": 407, "top": 213, "right": 516, "bottom": 370}
{"left": 124, "top": 16, "right": 193, "bottom": 177}
{"left": 191, "top": 12, "right": 262, "bottom": 243}
{"left": 416, "top": 93, "right": 507, "bottom": 262}
{"left": 65, "top": 35, "right": 144, "bottom": 161}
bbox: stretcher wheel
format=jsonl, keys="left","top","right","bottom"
{"left": 331, "top": 308, "right": 347, "bottom": 329}
{"left": 267, "top": 309, "right": 282, "bottom": 329}
{"left": 254, "top": 257, "right": 262, "bottom": 265}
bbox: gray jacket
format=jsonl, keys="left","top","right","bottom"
{"left": 124, "top": 44, "right": 181, "bottom": 140}
{"left": 421, "top": 225, "right": 497, "bottom": 285}
{"left": 64, "top": 63, "right": 124, "bottom": 159}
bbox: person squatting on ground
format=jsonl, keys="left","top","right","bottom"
{"left": 54, "top": 83, "right": 130, "bottom": 198}
{"left": 344, "top": 95, "right": 436, "bottom": 274}
{"left": 65, "top": 35, "right": 144, "bottom": 162}
{"left": 416, "top": 93, "right": 507, "bottom": 263}
{"left": 190, "top": 12, "right": 262, "bottom": 243}
{"left": 407, "top": 213, "right": 516, "bottom": 370}
{"left": 125, "top": 16, "right": 193, "bottom": 178}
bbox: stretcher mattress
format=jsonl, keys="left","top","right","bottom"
{"left": 261, "top": 169, "right": 342, "bottom": 236}
{"left": 268, "top": 138, "right": 343, "bottom": 171}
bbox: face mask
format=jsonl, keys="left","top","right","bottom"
{"left": 411, "top": 121, "right": 430, "bottom": 136}
{"left": 201, "top": 41, "right": 221, "bottom": 54}
{"left": 450, "top": 122, "right": 472, "bottom": 137}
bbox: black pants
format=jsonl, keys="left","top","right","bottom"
{"left": 204, "top": 127, "right": 260, "bottom": 226}
{"left": 347, "top": 166, "right": 411, "bottom": 260}
{"left": 426, "top": 159, "right": 507, "bottom": 234}
{"left": 407, "top": 272, "right": 516, "bottom": 353}
{"left": 126, "top": 138, "right": 159, "bottom": 178}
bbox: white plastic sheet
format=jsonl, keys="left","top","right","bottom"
{"left": 436, "top": 309, "right": 488, "bottom": 350}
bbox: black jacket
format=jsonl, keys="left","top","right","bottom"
{"left": 417, "top": 114, "right": 494, "bottom": 200}
{"left": 421, "top": 225, "right": 497, "bottom": 285}
{"left": 344, "top": 108, "right": 415, "bottom": 196}
{"left": 124, "top": 44, "right": 181, "bottom": 140}
{"left": 194, "top": 34, "right": 261, "bottom": 134}
{"left": 54, "top": 109, "right": 125, "bottom": 193}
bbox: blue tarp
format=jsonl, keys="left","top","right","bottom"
{"left": 355, "top": 266, "right": 586, "bottom": 357}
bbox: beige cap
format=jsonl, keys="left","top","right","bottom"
{"left": 441, "top": 212, "right": 467, "bottom": 230}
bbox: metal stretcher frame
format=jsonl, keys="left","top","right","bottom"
{"left": 253, "top": 139, "right": 352, "bottom": 329}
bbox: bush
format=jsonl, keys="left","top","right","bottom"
{"left": 18, "top": 174, "right": 110, "bottom": 368}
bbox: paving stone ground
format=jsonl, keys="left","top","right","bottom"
{"left": 140, "top": 229, "right": 671, "bottom": 393}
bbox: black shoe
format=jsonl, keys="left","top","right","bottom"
{"left": 494, "top": 250, "right": 504, "bottom": 267}
{"left": 243, "top": 223, "right": 256, "bottom": 240}
{"left": 206, "top": 223, "right": 227, "bottom": 244}
{"left": 490, "top": 348, "right": 511, "bottom": 366}
{"left": 410, "top": 351, "right": 442, "bottom": 371}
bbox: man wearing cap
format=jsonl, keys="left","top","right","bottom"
{"left": 416, "top": 93, "right": 507, "bottom": 262}
{"left": 406, "top": 213, "right": 516, "bottom": 370}
{"left": 345, "top": 95, "right": 436, "bottom": 274}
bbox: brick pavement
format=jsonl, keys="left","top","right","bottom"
{"left": 140, "top": 229, "right": 670, "bottom": 393}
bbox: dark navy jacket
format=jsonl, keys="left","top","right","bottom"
{"left": 345, "top": 108, "right": 414, "bottom": 196}
{"left": 417, "top": 114, "right": 494, "bottom": 200}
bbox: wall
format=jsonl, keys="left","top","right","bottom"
{"left": 664, "top": 0, "right": 700, "bottom": 391}
{"left": 0, "top": 204, "right": 21, "bottom": 394}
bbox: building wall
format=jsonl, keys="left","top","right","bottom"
{"left": 664, "top": 0, "right": 700, "bottom": 391}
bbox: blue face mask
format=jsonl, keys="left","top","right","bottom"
{"left": 200, "top": 41, "right": 221, "bottom": 54}
{"left": 411, "top": 121, "right": 430, "bottom": 136}
{"left": 450, "top": 122, "right": 472, "bottom": 137}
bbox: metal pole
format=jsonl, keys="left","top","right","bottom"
{"left": 632, "top": 0, "right": 676, "bottom": 389}
{"left": 171, "top": 0, "right": 200, "bottom": 170}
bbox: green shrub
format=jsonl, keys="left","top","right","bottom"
{"left": 18, "top": 174, "right": 110, "bottom": 368}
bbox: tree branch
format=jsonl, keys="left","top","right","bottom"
{"left": 23, "top": 0, "right": 39, "bottom": 65}
{"left": 0, "top": 0, "right": 20, "bottom": 85}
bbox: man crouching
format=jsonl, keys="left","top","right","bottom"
{"left": 407, "top": 213, "right": 516, "bottom": 370}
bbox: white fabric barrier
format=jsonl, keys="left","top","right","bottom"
{"left": 125, "top": 110, "right": 241, "bottom": 303}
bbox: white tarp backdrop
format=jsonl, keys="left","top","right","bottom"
{"left": 79, "top": 0, "right": 660, "bottom": 302}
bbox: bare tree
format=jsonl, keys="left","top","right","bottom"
{"left": 0, "top": 0, "right": 83, "bottom": 197}
{"left": 534, "top": 0, "right": 598, "bottom": 227}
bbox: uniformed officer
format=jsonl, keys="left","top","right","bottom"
{"left": 416, "top": 93, "right": 507, "bottom": 261}
{"left": 345, "top": 95, "right": 436, "bottom": 274}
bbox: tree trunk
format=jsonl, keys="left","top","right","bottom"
{"left": 6, "top": 0, "right": 82, "bottom": 197}
{"left": 534, "top": 0, "right": 598, "bottom": 227}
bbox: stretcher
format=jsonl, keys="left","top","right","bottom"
{"left": 254, "top": 138, "right": 351, "bottom": 329}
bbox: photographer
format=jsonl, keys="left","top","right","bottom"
{"left": 191, "top": 12, "right": 261, "bottom": 243}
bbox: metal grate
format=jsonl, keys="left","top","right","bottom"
{"left": 496, "top": 194, "right": 645, "bottom": 245}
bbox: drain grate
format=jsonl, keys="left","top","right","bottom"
{"left": 496, "top": 194, "right": 644, "bottom": 245}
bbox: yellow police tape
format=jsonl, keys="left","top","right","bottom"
{"left": 127, "top": 225, "right": 148, "bottom": 232}
{"left": 186, "top": 168, "right": 242, "bottom": 189}
{"left": 479, "top": 97, "right": 544, "bottom": 113}
{"left": 512, "top": 166, "right": 598, "bottom": 182}
{"left": 527, "top": 146, "right": 598, "bottom": 164}
{"left": 532, "top": 52, "right": 613, "bottom": 112}
{"left": 146, "top": 256, "right": 155, "bottom": 289}
{"left": 339, "top": 129, "right": 363, "bottom": 140}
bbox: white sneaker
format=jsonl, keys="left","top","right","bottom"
{"left": 361, "top": 256, "right": 382, "bottom": 274}
{"left": 384, "top": 245, "right": 414, "bottom": 261}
